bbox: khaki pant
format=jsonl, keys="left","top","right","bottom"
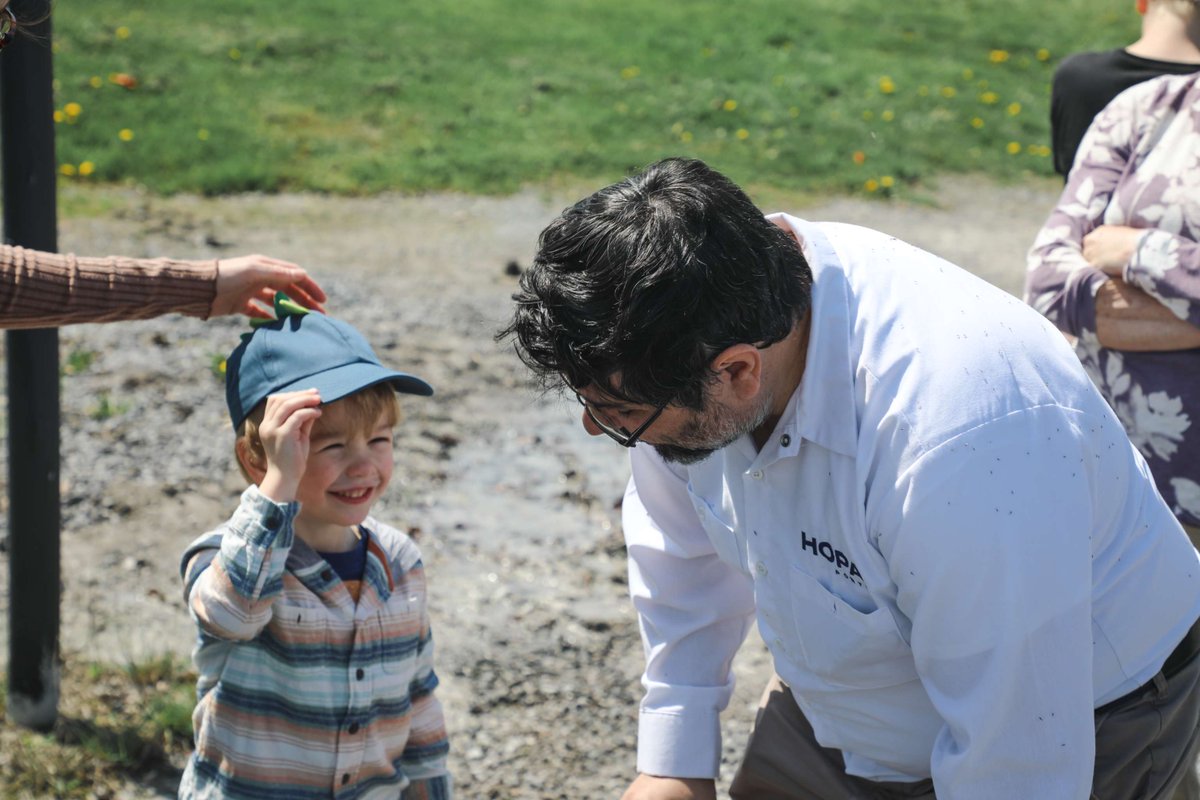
{"left": 730, "top": 622, "right": 1200, "bottom": 800}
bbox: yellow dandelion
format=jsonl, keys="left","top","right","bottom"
{"left": 118, "top": 128, "right": 134, "bottom": 142}
{"left": 881, "top": 109, "right": 895, "bottom": 122}
{"left": 980, "top": 91, "right": 999, "bottom": 104}
{"left": 1007, "top": 102, "right": 1022, "bottom": 116}
{"left": 671, "top": 122, "right": 684, "bottom": 134}
{"left": 78, "top": 161, "right": 95, "bottom": 176}
{"left": 971, "top": 117, "right": 984, "bottom": 129}
{"left": 229, "top": 48, "right": 242, "bottom": 61}
{"left": 1006, "top": 141, "right": 1021, "bottom": 155}
{"left": 880, "top": 175, "right": 895, "bottom": 188}
{"left": 53, "top": 110, "right": 64, "bottom": 123}
{"left": 1036, "top": 48, "right": 1051, "bottom": 62}
{"left": 864, "top": 178, "right": 880, "bottom": 193}
{"left": 59, "top": 163, "right": 76, "bottom": 176}
{"left": 940, "top": 86, "right": 957, "bottom": 98}
{"left": 723, "top": 99, "right": 738, "bottom": 111}
{"left": 64, "top": 102, "right": 82, "bottom": 117}
{"left": 620, "top": 66, "right": 640, "bottom": 80}
{"left": 197, "top": 128, "right": 211, "bottom": 141}
{"left": 962, "top": 68, "right": 975, "bottom": 81}
{"left": 680, "top": 131, "right": 693, "bottom": 143}
{"left": 736, "top": 128, "right": 750, "bottom": 140}
{"left": 989, "top": 49, "right": 1010, "bottom": 63}
{"left": 878, "top": 76, "right": 896, "bottom": 94}
{"left": 115, "top": 26, "right": 131, "bottom": 39}
{"left": 89, "top": 76, "right": 102, "bottom": 89}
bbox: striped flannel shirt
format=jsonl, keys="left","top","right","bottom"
{"left": 0, "top": 244, "right": 217, "bottom": 329}
{"left": 179, "top": 485, "right": 451, "bottom": 799}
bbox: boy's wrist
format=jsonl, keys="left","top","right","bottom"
{"left": 258, "top": 469, "right": 299, "bottom": 504}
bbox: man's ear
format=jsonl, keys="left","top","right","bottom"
{"left": 236, "top": 438, "right": 267, "bottom": 485}
{"left": 710, "top": 343, "right": 763, "bottom": 400}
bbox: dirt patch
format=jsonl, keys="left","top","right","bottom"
{"left": 0, "top": 175, "right": 1062, "bottom": 797}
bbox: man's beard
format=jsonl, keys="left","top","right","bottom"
{"left": 652, "top": 392, "right": 773, "bottom": 465}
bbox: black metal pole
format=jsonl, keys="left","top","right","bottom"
{"left": 1, "top": 0, "right": 60, "bottom": 731}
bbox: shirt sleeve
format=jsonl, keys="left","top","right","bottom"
{"left": 625, "top": 446, "right": 756, "bottom": 779}
{"left": 399, "top": 557, "right": 452, "bottom": 795}
{"left": 873, "top": 409, "right": 1118, "bottom": 800}
{"left": 1025, "top": 90, "right": 1138, "bottom": 338}
{"left": 0, "top": 244, "right": 217, "bottom": 329}
{"left": 1123, "top": 229, "right": 1200, "bottom": 327}
{"left": 182, "top": 485, "right": 298, "bottom": 641}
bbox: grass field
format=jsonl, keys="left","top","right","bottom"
{"left": 47, "top": 0, "right": 1138, "bottom": 198}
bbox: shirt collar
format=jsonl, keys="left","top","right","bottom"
{"left": 768, "top": 213, "right": 858, "bottom": 458}
{"left": 285, "top": 524, "right": 395, "bottom": 602}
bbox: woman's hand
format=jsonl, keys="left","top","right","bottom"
{"left": 211, "top": 255, "right": 327, "bottom": 318}
{"left": 1082, "top": 225, "right": 1146, "bottom": 276}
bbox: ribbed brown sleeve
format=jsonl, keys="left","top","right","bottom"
{"left": 0, "top": 244, "right": 218, "bottom": 329}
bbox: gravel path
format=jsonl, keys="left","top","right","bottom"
{"left": 0, "top": 175, "right": 1061, "bottom": 798}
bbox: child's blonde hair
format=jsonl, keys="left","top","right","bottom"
{"left": 235, "top": 384, "right": 402, "bottom": 482}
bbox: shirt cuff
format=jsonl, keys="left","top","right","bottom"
{"left": 636, "top": 705, "right": 722, "bottom": 779}
{"left": 1060, "top": 267, "right": 1108, "bottom": 337}
{"left": 1124, "top": 229, "right": 1170, "bottom": 288}
{"left": 231, "top": 483, "right": 298, "bottom": 549}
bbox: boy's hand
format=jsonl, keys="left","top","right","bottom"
{"left": 257, "top": 389, "right": 322, "bottom": 504}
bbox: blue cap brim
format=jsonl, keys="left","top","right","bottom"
{"left": 272, "top": 361, "right": 434, "bottom": 408}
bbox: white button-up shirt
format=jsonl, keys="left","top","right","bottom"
{"left": 624, "top": 216, "right": 1200, "bottom": 799}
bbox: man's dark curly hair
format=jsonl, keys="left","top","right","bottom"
{"left": 500, "top": 158, "right": 812, "bottom": 410}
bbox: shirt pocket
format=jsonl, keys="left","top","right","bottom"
{"left": 267, "top": 595, "right": 328, "bottom": 645}
{"left": 789, "top": 566, "right": 917, "bottom": 689}
{"left": 686, "top": 489, "right": 745, "bottom": 571}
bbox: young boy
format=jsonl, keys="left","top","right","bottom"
{"left": 179, "top": 296, "right": 451, "bottom": 799}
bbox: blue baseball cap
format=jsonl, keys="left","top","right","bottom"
{"left": 225, "top": 298, "right": 433, "bottom": 430}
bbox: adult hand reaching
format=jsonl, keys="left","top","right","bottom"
{"left": 620, "top": 775, "right": 717, "bottom": 800}
{"left": 211, "top": 255, "right": 327, "bottom": 319}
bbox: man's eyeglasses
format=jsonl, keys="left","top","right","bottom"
{"left": 0, "top": 8, "right": 16, "bottom": 51}
{"left": 574, "top": 391, "right": 667, "bottom": 448}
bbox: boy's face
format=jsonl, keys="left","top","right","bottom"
{"left": 294, "top": 400, "right": 395, "bottom": 537}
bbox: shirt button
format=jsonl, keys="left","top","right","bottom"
{"left": 355, "top": 668, "right": 365, "bottom": 681}
{"left": 321, "top": 569, "right": 333, "bottom": 582}
{"left": 348, "top": 722, "right": 360, "bottom": 734}
{"left": 756, "top": 561, "right": 768, "bottom": 576}
{"left": 751, "top": 470, "right": 764, "bottom": 480}
{"left": 781, "top": 434, "right": 791, "bottom": 447}
{"left": 341, "top": 773, "right": 350, "bottom": 786}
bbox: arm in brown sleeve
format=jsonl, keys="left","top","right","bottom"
{"left": 0, "top": 244, "right": 218, "bottom": 329}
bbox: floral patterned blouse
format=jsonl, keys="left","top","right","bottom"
{"left": 1026, "top": 72, "right": 1200, "bottom": 526}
